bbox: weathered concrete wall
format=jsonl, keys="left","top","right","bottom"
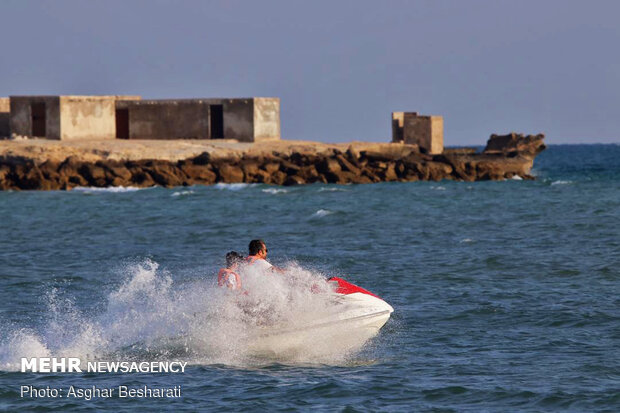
{"left": 10, "top": 96, "right": 61, "bottom": 140}
{"left": 391, "top": 112, "right": 405, "bottom": 143}
{"left": 116, "top": 97, "right": 281, "bottom": 142}
{"left": 402, "top": 113, "right": 444, "bottom": 154}
{"left": 59, "top": 96, "right": 116, "bottom": 140}
{"left": 124, "top": 100, "right": 210, "bottom": 139}
{"left": 429, "top": 116, "right": 444, "bottom": 154}
{"left": 253, "top": 98, "right": 281, "bottom": 141}
{"left": 0, "top": 98, "right": 9, "bottom": 138}
{"left": 115, "top": 96, "right": 141, "bottom": 102}
{"left": 219, "top": 99, "right": 254, "bottom": 142}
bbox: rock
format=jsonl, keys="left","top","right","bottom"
{"left": 148, "top": 161, "right": 184, "bottom": 187}
{"left": 300, "top": 154, "right": 321, "bottom": 166}
{"left": 252, "top": 169, "right": 273, "bottom": 184}
{"left": 362, "top": 168, "right": 381, "bottom": 183}
{"left": 191, "top": 152, "right": 211, "bottom": 165}
{"left": 279, "top": 160, "right": 301, "bottom": 175}
{"left": 215, "top": 163, "right": 244, "bottom": 183}
{"left": 360, "top": 144, "right": 419, "bottom": 162}
{"left": 354, "top": 174, "right": 373, "bottom": 184}
{"left": 283, "top": 175, "right": 306, "bottom": 186}
{"left": 241, "top": 161, "right": 260, "bottom": 177}
{"left": 483, "top": 132, "right": 546, "bottom": 156}
{"left": 270, "top": 170, "right": 288, "bottom": 185}
{"left": 58, "top": 156, "right": 82, "bottom": 178}
{"left": 110, "top": 177, "right": 128, "bottom": 187}
{"left": 0, "top": 164, "right": 10, "bottom": 182}
{"left": 433, "top": 154, "right": 474, "bottom": 181}
{"left": 443, "top": 147, "right": 478, "bottom": 155}
{"left": 335, "top": 154, "right": 361, "bottom": 175}
{"left": 426, "top": 161, "right": 453, "bottom": 181}
{"left": 322, "top": 170, "right": 342, "bottom": 184}
{"left": 262, "top": 162, "right": 281, "bottom": 174}
{"left": 179, "top": 163, "right": 216, "bottom": 184}
{"left": 131, "top": 170, "right": 155, "bottom": 187}
{"left": 299, "top": 165, "right": 320, "bottom": 182}
{"left": 67, "top": 174, "right": 88, "bottom": 187}
{"left": 15, "top": 163, "right": 45, "bottom": 189}
{"left": 39, "top": 161, "right": 61, "bottom": 186}
{"left": 316, "top": 157, "right": 341, "bottom": 175}
{"left": 78, "top": 163, "right": 107, "bottom": 186}
{"left": 379, "top": 163, "right": 398, "bottom": 181}
{"left": 105, "top": 163, "right": 132, "bottom": 181}
{"left": 345, "top": 147, "right": 362, "bottom": 164}
{"left": 476, "top": 161, "right": 505, "bottom": 180}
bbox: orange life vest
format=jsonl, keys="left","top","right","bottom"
{"left": 217, "top": 267, "right": 242, "bottom": 290}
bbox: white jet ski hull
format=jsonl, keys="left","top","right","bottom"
{"left": 248, "top": 291, "right": 394, "bottom": 357}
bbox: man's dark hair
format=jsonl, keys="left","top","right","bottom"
{"left": 248, "top": 239, "right": 266, "bottom": 256}
{"left": 226, "top": 251, "right": 243, "bottom": 267}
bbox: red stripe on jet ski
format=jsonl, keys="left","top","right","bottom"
{"left": 327, "top": 277, "right": 380, "bottom": 299}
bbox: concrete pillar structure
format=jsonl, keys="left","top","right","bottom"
{"left": 392, "top": 111, "right": 443, "bottom": 154}
{"left": 0, "top": 98, "right": 9, "bottom": 138}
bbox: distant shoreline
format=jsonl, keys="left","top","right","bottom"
{"left": 0, "top": 135, "right": 546, "bottom": 190}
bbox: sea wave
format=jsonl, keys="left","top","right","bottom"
{"left": 171, "top": 190, "right": 195, "bottom": 197}
{"left": 317, "top": 187, "right": 348, "bottom": 192}
{"left": 311, "top": 209, "right": 334, "bottom": 218}
{"left": 551, "top": 180, "right": 573, "bottom": 186}
{"left": 213, "top": 183, "right": 256, "bottom": 191}
{"left": 72, "top": 186, "right": 144, "bottom": 193}
{"left": 262, "top": 188, "right": 288, "bottom": 194}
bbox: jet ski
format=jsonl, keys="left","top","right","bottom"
{"left": 122, "top": 277, "right": 394, "bottom": 360}
{"left": 247, "top": 277, "right": 394, "bottom": 357}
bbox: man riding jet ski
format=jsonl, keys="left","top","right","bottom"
{"left": 217, "top": 240, "right": 394, "bottom": 356}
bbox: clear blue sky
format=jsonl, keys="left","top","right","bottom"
{"left": 1, "top": 0, "right": 619, "bottom": 145}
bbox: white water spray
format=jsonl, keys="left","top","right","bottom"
{"left": 0, "top": 259, "right": 377, "bottom": 370}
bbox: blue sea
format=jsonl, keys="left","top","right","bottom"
{"left": 0, "top": 144, "right": 618, "bottom": 412}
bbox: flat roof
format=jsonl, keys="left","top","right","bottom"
{"left": 9, "top": 95, "right": 141, "bottom": 100}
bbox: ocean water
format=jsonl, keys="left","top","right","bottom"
{"left": 0, "top": 144, "right": 618, "bottom": 412}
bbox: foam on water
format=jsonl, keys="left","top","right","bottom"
{"left": 262, "top": 188, "right": 288, "bottom": 194}
{"left": 171, "top": 190, "right": 195, "bottom": 197}
{"left": 0, "top": 259, "right": 370, "bottom": 371}
{"left": 551, "top": 180, "right": 573, "bottom": 185}
{"left": 317, "top": 187, "right": 348, "bottom": 192}
{"left": 72, "top": 186, "right": 145, "bottom": 193}
{"left": 213, "top": 183, "right": 256, "bottom": 191}
{"left": 311, "top": 209, "right": 334, "bottom": 218}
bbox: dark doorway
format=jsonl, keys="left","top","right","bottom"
{"left": 210, "top": 105, "right": 224, "bottom": 139}
{"left": 31, "top": 102, "right": 46, "bottom": 137}
{"left": 116, "top": 109, "right": 129, "bottom": 139}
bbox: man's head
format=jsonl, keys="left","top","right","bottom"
{"left": 248, "top": 239, "right": 267, "bottom": 258}
{"left": 225, "top": 251, "right": 243, "bottom": 268}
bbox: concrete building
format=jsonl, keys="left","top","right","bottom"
{"left": 392, "top": 112, "right": 443, "bottom": 154}
{"left": 7, "top": 95, "right": 280, "bottom": 142}
{"left": 9, "top": 95, "right": 140, "bottom": 140}
{"left": 115, "top": 97, "right": 280, "bottom": 141}
{"left": 0, "top": 98, "right": 9, "bottom": 138}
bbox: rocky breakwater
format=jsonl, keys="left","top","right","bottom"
{"left": 0, "top": 133, "right": 545, "bottom": 190}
